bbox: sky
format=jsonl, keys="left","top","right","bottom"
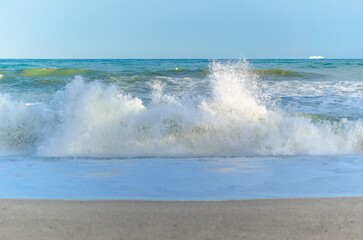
{"left": 0, "top": 0, "right": 362, "bottom": 59}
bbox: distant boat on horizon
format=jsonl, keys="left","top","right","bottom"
{"left": 309, "top": 56, "right": 325, "bottom": 59}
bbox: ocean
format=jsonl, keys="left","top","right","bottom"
{"left": 0, "top": 59, "right": 362, "bottom": 199}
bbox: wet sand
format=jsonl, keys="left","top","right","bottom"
{"left": 1, "top": 198, "right": 362, "bottom": 240}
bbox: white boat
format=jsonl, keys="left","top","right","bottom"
{"left": 309, "top": 56, "right": 325, "bottom": 59}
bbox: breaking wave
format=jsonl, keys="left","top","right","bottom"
{"left": 1, "top": 60, "right": 362, "bottom": 157}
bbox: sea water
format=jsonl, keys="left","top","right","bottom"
{"left": 0, "top": 59, "right": 362, "bottom": 199}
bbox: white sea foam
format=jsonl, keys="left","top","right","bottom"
{"left": 0, "top": 60, "right": 362, "bottom": 157}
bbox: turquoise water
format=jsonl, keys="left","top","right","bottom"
{"left": 0, "top": 59, "right": 362, "bottom": 199}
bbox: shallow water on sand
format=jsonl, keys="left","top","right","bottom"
{"left": 0, "top": 155, "right": 362, "bottom": 199}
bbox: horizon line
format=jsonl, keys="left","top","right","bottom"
{"left": 0, "top": 58, "right": 362, "bottom": 60}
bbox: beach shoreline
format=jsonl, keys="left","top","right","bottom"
{"left": 1, "top": 197, "right": 362, "bottom": 240}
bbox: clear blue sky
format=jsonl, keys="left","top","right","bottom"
{"left": 1, "top": 0, "right": 362, "bottom": 59}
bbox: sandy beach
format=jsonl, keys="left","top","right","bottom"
{"left": 0, "top": 197, "right": 362, "bottom": 240}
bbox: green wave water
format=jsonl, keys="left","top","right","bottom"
{"left": 19, "top": 68, "right": 97, "bottom": 77}
{"left": 253, "top": 68, "right": 302, "bottom": 76}
{"left": 9, "top": 67, "right": 308, "bottom": 80}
